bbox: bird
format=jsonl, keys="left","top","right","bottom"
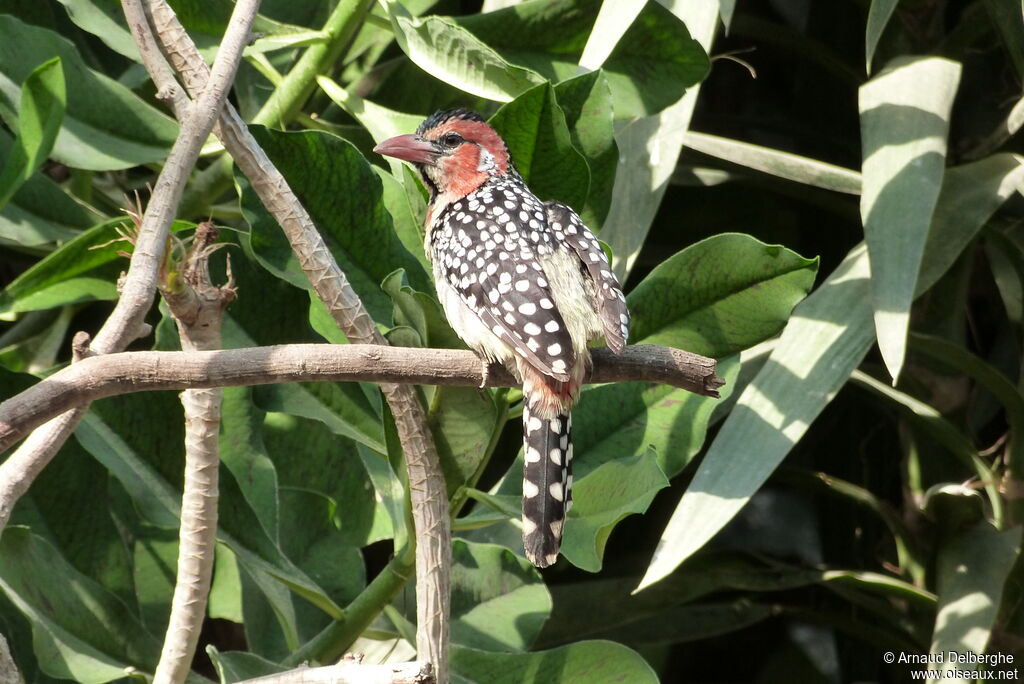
{"left": 374, "top": 109, "right": 630, "bottom": 568}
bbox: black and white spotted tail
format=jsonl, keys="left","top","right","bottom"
{"left": 521, "top": 403, "right": 573, "bottom": 568}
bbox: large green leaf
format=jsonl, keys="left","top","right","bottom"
{"left": 0, "top": 528, "right": 161, "bottom": 682}
{"left": 0, "top": 16, "right": 177, "bottom": 170}
{"left": 572, "top": 355, "right": 738, "bottom": 479}
{"left": 0, "top": 57, "right": 65, "bottom": 210}
{"left": 553, "top": 71, "right": 617, "bottom": 228}
{"left": 449, "top": 540, "right": 550, "bottom": 651}
{"left": 627, "top": 233, "right": 819, "bottom": 358}
{"left": 561, "top": 449, "right": 669, "bottom": 572}
{"left": 0, "top": 128, "right": 94, "bottom": 249}
{"left": 930, "top": 523, "right": 1022, "bottom": 674}
{"left": 237, "top": 126, "right": 431, "bottom": 323}
{"left": 381, "top": 0, "right": 545, "bottom": 103}
{"left": 451, "top": 639, "right": 658, "bottom": 683}
{"left": 859, "top": 56, "right": 961, "bottom": 382}
{"left": 0, "top": 218, "right": 193, "bottom": 315}
{"left": 490, "top": 82, "right": 590, "bottom": 213}
{"left": 636, "top": 154, "right": 1024, "bottom": 592}
{"left": 458, "top": 0, "right": 710, "bottom": 118}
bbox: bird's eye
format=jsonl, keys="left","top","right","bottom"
{"left": 440, "top": 132, "right": 464, "bottom": 148}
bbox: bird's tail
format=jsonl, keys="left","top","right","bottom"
{"left": 521, "top": 402, "right": 573, "bottom": 568}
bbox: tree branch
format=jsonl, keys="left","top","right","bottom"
{"left": 154, "top": 224, "right": 237, "bottom": 683}
{"left": 0, "top": 0, "right": 257, "bottom": 537}
{"left": 0, "top": 344, "right": 721, "bottom": 456}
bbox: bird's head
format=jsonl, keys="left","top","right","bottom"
{"left": 373, "top": 109, "right": 512, "bottom": 201}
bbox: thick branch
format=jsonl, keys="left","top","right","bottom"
{"left": 0, "top": 345, "right": 720, "bottom": 456}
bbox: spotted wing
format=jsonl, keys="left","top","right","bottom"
{"left": 545, "top": 202, "right": 630, "bottom": 352}
{"left": 438, "top": 191, "right": 575, "bottom": 381}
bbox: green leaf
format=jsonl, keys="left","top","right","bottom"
{"left": 381, "top": 0, "right": 545, "bottom": 103}
{"left": 859, "top": 56, "right": 961, "bottom": 382}
{"left": 561, "top": 449, "right": 669, "bottom": 573}
{"left": 930, "top": 522, "right": 1021, "bottom": 673}
{"left": 490, "top": 82, "right": 590, "bottom": 213}
{"left": 450, "top": 540, "right": 551, "bottom": 651}
{"left": 627, "top": 233, "right": 819, "bottom": 358}
{"left": 572, "top": 356, "right": 738, "bottom": 479}
{"left": 0, "top": 16, "right": 177, "bottom": 170}
{"left": 0, "top": 129, "right": 95, "bottom": 249}
{"left": 683, "top": 131, "right": 862, "bottom": 195}
{"left": 458, "top": 0, "right": 710, "bottom": 118}
{"left": 637, "top": 154, "right": 1024, "bottom": 593}
{"left": 73, "top": 407, "right": 342, "bottom": 621}
{"left": 237, "top": 126, "right": 432, "bottom": 323}
{"left": 0, "top": 528, "right": 161, "bottom": 681}
{"left": 865, "top": 0, "right": 899, "bottom": 72}
{"left": 452, "top": 639, "right": 658, "bottom": 683}
{"left": 0, "top": 57, "right": 65, "bottom": 209}
{"left": 553, "top": 71, "right": 617, "bottom": 228}
{"left": 0, "top": 218, "right": 193, "bottom": 315}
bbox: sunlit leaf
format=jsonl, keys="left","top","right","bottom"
{"left": 0, "top": 57, "right": 65, "bottom": 209}
{"left": 859, "top": 56, "right": 960, "bottom": 382}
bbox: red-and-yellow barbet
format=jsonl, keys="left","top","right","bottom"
{"left": 375, "top": 110, "right": 630, "bottom": 567}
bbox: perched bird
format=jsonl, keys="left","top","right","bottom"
{"left": 374, "top": 109, "right": 630, "bottom": 567}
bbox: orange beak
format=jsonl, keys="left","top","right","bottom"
{"left": 373, "top": 134, "right": 439, "bottom": 165}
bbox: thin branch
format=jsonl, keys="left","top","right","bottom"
{"left": 0, "top": 344, "right": 721, "bottom": 457}
{"left": 0, "top": 0, "right": 257, "bottom": 537}
{"left": 154, "top": 224, "right": 237, "bottom": 683}
{"left": 138, "top": 2, "right": 452, "bottom": 677}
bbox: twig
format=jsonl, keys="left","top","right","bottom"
{"left": 238, "top": 659, "right": 434, "bottom": 684}
{"left": 154, "top": 224, "right": 237, "bottom": 683}
{"left": 0, "top": 344, "right": 721, "bottom": 457}
{"left": 137, "top": 2, "right": 453, "bottom": 677}
{"left": 0, "top": 0, "right": 257, "bottom": 537}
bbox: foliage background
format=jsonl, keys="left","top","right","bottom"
{"left": 1, "top": 0, "right": 1023, "bottom": 682}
